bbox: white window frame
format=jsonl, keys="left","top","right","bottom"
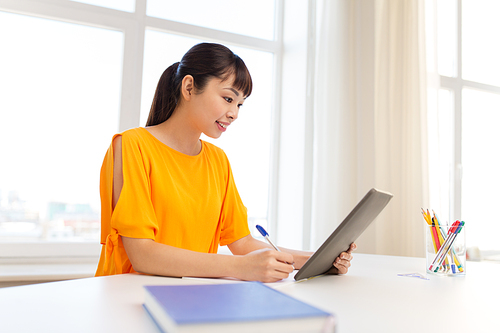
{"left": 431, "top": 0, "right": 500, "bottom": 222}
{"left": 0, "top": 0, "right": 294, "bottom": 262}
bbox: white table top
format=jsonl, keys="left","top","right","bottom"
{"left": 0, "top": 253, "right": 498, "bottom": 333}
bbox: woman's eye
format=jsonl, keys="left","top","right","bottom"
{"left": 224, "top": 97, "right": 233, "bottom": 103}
{"left": 237, "top": 104, "right": 243, "bottom": 108}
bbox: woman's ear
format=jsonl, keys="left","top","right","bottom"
{"left": 180, "top": 75, "right": 194, "bottom": 101}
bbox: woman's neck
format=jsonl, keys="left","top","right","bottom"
{"left": 146, "top": 110, "right": 202, "bottom": 156}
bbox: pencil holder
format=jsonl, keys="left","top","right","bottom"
{"left": 425, "top": 221, "right": 466, "bottom": 276}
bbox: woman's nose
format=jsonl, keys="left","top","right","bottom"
{"left": 227, "top": 107, "right": 239, "bottom": 121}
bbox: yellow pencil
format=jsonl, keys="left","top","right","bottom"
{"left": 421, "top": 208, "right": 432, "bottom": 225}
{"left": 422, "top": 209, "right": 439, "bottom": 254}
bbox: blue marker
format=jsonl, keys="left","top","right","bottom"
{"left": 256, "top": 225, "right": 281, "bottom": 252}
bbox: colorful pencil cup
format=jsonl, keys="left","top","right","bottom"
{"left": 422, "top": 210, "right": 466, "bottom": 276}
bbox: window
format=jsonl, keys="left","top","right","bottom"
{"left": 71, "top": 0, "right": 135, "bottom": 12}
{"left": 426, "top": 0, "right": 500, "bottom": 253}
{"left": 0, "top": 0, "right": 281, "bottom": 258}
{"left": 462, "top": 89, "right": 500, "bottom": 250}
{"left": 146, "top": 0, "right": 276, "bottom": 40}
{"left": 0, "top": 11, "right": 122, "bottom": 243}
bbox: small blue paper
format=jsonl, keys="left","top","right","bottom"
{"left": 397, "top": 273, "right": 429, "bottom": 280}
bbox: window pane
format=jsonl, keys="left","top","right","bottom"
{"left": 462, "top": 0, "right": 500, "bottom": 86}
{"left": 141, "top": 32, "right": 273, "bottom": 233}
{"left": 146, "top": 0, "right": 275, "bottom": 40}
{"left": 462, "top": 88, "right": 500, "bottom": 251}
{"left": 71, "top": 0, "right": 135, "bottom": 12}
{"left": 0, "top": 12, "right": 122, "bottom": 242}
{"left": 437, "top": 0, "right": 457, "bottom": 77}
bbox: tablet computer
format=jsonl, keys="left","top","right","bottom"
{"left": 294, "top": 188, "right": 393, "bottom": 281}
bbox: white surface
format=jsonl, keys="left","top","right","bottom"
{"left": 0, "top": 263, "right": 96, "bottom": 283}
{"left": 0, "top": 254, "right": 498, "bottom": 333}
{"left": 284, "top": 254, "right": 499, "bottom": 333}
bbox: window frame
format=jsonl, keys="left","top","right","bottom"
{"left": 431, "top": 0, "right": 500, "bottom": 222}
{"left": 0, "top": 0, "right": 285, "bottom": 261}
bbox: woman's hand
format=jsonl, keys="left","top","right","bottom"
{"left": 327, "top": 243, "right": 357, "bottom": 275}
{"left": 234, "top": 248, "right": 295, "bottom": 283}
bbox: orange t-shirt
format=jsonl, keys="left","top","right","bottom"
{"left": 95, "top": 128, "right": 250, "bottom": 276}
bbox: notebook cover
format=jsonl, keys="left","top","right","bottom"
{"left": 144, "top": 282, "right": 330, "bottom": 325}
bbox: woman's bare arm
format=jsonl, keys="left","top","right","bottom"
{"left": 228, "top": 235, "right": 356, "bottom": 274}
{"left": 121, "top": 237, "right": 294, "bottom": 282}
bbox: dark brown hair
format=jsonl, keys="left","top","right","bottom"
{"left": 146, "top": 43, "right": 253, "bottom": 126}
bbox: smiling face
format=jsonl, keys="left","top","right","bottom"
{"left": 188, "top": 75, "right": 247, "bottom": 139}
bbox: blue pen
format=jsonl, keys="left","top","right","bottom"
{"left": 256, "top": 225, "right": 293, "bottom": 267}
{"left": 256, "top": 225, "right": 281, "bottom": 252}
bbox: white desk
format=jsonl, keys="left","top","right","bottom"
{"left": 0, "top": 254, "right": 498, "bottom": 333}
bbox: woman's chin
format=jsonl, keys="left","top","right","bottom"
{"left": 204, "top": 132, "right": 222, "bottom": 139}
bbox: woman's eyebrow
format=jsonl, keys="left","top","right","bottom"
{"left": 224, "top": 87, "right": 239, "bottom": 96}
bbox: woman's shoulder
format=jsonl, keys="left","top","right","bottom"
{"left": 113, "top": 127, "right": 153, "bottom": 147}
{"left": 118, "top": 127, "right": 147, "bottom": 140}
{"left": 201, "top": 141, "right": 232, "bottom": 171}
{"left": 106, "top": 128, "right": 155, "bottom": 158}
{"left": 202, "top": 140, "right": 228, "bottom": 159}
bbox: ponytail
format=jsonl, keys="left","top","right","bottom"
{"left": 146, "top": 62, "right": 181, "bottom": 127}
{"left": 146, "top": 43, "right": 253, "bottom": 127}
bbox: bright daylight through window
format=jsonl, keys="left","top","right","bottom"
{"left": 0, "top": 0, "right": 277, "bottom": 247}
{"left": 0, "top": 11, "right": 122, "bottom": 243}
{"left": 427, "top": 0, "right": 500, "bottom": 254}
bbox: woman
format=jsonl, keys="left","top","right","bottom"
{"left": 95, "top": 43, "right": 355, "bottom": 282}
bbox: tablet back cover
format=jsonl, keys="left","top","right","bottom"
{"left": 295, "top": 188, "right": 393, "bottom": 281}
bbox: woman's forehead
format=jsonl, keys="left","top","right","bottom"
{"left": 211, "top": 75, "right": 246, "bottom": 97}
{"left": 221, "top": 70, "right": 252, "bottom": 97}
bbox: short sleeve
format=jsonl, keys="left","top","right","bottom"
{"left": 218, "top": 158, "right": 250, "bottom": 246}
{"left": 105, "top": 132, "right": 158, "bottom": 241}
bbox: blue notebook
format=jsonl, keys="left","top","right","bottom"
{"left": 143, "top": 282, "right": 335, "bottom": 333}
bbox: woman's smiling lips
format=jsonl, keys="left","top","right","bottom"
{"left": 216, "top": 120, "right": 229, "bottom": 132}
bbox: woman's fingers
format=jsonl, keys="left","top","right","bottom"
{"left": 331, "top": 243, "right": 356, "bottom": 274}
{"left": 333, "top": 255, "right": 352, "bottom": 274}
{"left": 347, "top": 242, "right": 357, "bottom": 253}
{"left": 241, "top": 248, "right": 294, "bottom": 282}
